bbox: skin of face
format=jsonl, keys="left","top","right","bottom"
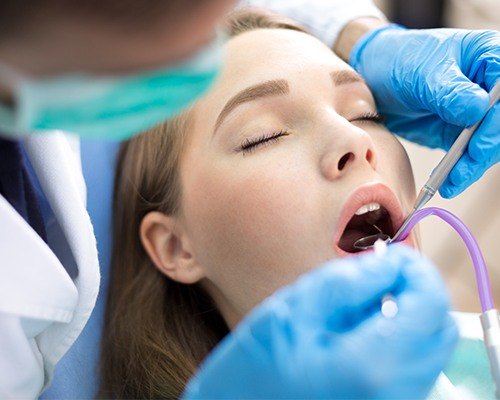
{"left": 154, "top": 28, "right": 418, "bottom": 329}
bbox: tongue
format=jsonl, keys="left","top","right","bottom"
{"left": 338, "top": 228, "right": 371, "bottom": 252}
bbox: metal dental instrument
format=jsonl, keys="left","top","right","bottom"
{"left": 353, "top": 81, "right": 500, "bottom": 251}
{"left": 374, "top": 240, "right": 398, "bottom": 320}
{"left": 390, "top": 81, "right": 500, "bottom": 244}
{"left": 352, "top": 224, "right": 390, "bottom": 250}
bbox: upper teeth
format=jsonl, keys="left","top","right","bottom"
{"left": 354, "top": 202, "right": 381, "bottom": 215}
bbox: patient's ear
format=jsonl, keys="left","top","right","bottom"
{"left": 140, "top": 211, "right": 204, "bottom": 284}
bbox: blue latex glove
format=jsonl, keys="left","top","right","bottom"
{"left": 183, "top": 245, "right": 458, "bottom": 399}
{"left": 350, "top": 25, "right": 499, "bottom": 199}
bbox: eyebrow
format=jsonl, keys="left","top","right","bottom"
{"left": 330, "top": 70, "right": 364, "bottom": 86}
{"left": 214, "top": 70, "right": 364, "bottom": 133}
{"left": 214, "top": 79, "right": 289, "bottom": 132}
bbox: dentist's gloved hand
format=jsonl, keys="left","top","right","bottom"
{"left": 183, "top": 245, "right": 458, "bottom": 399}
{"left": 350, "top": 26, "right": 499, "bottom": 198}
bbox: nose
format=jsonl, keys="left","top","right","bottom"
{"left": 320, "top": 128, "right": 377, "bottom": 181}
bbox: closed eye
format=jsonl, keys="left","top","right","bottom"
{"left": 350, "top": 111, "right": 384, "bottom": 125}
{"left": 238, "top": 130, "right": 290, "bottom": 155}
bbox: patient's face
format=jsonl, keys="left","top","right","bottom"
{"left": 178, "top": 28, "right": 417, "bottom": 327}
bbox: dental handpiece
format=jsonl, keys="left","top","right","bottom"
{"left": 392, "top": 81, "right": 500, "bottom": 243}
{"left": 481, "top": 309, "right": 500, "bottom": 399}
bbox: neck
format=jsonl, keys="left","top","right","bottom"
{"left": 201, "top": 279, "right": 242, "bottom": 330}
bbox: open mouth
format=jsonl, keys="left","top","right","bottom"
{"left": 338, "top": 203, "right": 395, "bottom": 253}
{"left": 335, "top": 183, "right": 403, "bottom": 255}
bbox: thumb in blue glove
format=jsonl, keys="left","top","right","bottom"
{"left": 350, "top": 25, "right": 499, "bottom": 199}
{"left": 183, "top": 244, "right": 458, "bottom": 399}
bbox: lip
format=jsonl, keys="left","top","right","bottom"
{"left": 333, "top": 182, "right": 414, "bottom": 256}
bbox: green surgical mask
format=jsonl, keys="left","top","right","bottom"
{"left": 0, "top": 32, "right": 224, "bottom": 140}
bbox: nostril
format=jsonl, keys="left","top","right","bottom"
{"left": 338, "top": 152, "right": 353, "bottom": 171}
{"left": 366, "top": 149, "right": 374, "bottom": 164}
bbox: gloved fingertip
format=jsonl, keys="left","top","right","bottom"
{"left": 447, "top": 84, "right": 489, "bottom": 127}
{"left": 448, "top": 159, "right": 469, "bottom": 185}
{"left": 468, "top": 104, "right": 500, "bottom": 163}
{"left": 468, "top": 142, "right": 489, "bottom": 165}
{"left": 438, "top": 185, "right": 451, "bottom": 199}
{"left": 439, "top": 183, "right": 461, "bottom": 199}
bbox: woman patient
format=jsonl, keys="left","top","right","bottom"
{"left": 100, "top": 9, "right": 426, "bottom": 398}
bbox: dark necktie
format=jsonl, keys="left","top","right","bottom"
{"left": 0, "top": 137, "right": 47, "bottom": 242}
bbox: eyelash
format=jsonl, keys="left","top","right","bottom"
{"left": 239, "top": 129, "right": 290, "bottom": 154}
{"left": 237, "top": 112, "right": 383, "bottom": 155}
{"left": 351, "top": 111, "right": 384, "bottom": 124}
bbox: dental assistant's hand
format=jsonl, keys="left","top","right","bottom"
{"left": 183, "top": 245, "right": 458, "bottom": 399}
{"left": 349, "top": 26, "right": 499, "bottom": 198}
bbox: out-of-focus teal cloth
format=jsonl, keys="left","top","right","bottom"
{"left": 429, "top": 312, "right": 495, "bottom": 399}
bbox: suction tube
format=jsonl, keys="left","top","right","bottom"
{"left": 393, "top": 206, "right": 493, "bottom": 312}
{"left": 393, "top": 207, "right": 500, "bottom": 398}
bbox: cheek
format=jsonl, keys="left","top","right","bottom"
{"left": 181, "top": 156, "right": 332, "bottom": 306}
{"left": 372, "top": 130, "right": 416, "bottom": 207}
{"left": 184, "top": 162, "right": 310, "bottom": 262}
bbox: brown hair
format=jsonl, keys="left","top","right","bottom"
{"left": 99, "top": 9, "right": 306, "bottom": 399}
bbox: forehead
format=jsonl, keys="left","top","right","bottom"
{"left": 198, "top": 28, "right": 352, "bottom": 111}
{"left": 226, "top": 29, "right": 347, "bottom": 85}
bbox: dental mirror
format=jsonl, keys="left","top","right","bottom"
{"left": 352, "top": 224, "right": 390, "bottom": 250}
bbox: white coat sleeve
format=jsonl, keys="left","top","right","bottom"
{"left": 238, "top": 0, "right": 386, "bottom": 49}
{"left": 0, "top": 314, "right": 47, "bottom": 398}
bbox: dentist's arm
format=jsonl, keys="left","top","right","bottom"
{"left": 238, "top": 0, "right": 386, "bottom": 49}
{"left": 333, "top": 17, "right": 387, "bottom": 62}
{"left": 183, "top": 245, "right": 458, "bottom": 399}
